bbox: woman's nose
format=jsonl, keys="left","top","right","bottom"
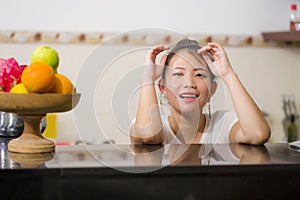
{"left": 184, "top": 75, "right": 197, "bottom": 89}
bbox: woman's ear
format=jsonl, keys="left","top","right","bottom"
{"left": 210, "top": 81, "right": 217, "bottom": 97}
{"left": 158, "top": 78, "right": 166, "bottom": 94}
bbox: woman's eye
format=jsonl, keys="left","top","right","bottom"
{"left": 172, "top": 72, "right": 183, "bottom": 76}
{"left": 195, "top": 73, "right": 206, "bottom": 78}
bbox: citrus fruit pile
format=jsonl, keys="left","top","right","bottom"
{"left": 9, "top": 45, "right": 74, "bottom": 94}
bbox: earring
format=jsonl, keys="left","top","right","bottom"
{"left": 160, "top": 94, "right": 168, "bottom": 105}
{"left": 208, "top": 100, "right": 211, "bottom": 120}
{"left": 207, "top": 99, "right": 212, "bottom": 121}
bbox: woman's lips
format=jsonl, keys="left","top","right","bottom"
{"left": 179, "top": 92, "right": 199, "bottom": 102}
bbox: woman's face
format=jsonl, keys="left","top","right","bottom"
{"left": 161, "top": 50, "right": 216, "bottom": 114}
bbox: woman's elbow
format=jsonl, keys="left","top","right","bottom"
{"left": 130, "top": 125, "right": 164, "bottom": 145}
{"left": 251, "top": 125, "right": 271, "bottom": 145}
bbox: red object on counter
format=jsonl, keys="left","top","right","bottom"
{"left": 55, "top": 141, "right": 72, "bottom": 146}
{"left": 290, "top": 3, "right": 300, "bottom": 32}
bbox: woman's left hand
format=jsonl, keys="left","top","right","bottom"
{"left": 198, "top": 42, "right": 234, "bottom": 80}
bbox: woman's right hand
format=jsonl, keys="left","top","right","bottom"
{"left": 143, "top": 45, "right": 170, "bottom": 82}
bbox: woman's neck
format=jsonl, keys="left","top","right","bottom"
{"left": 168, "top": 109, "right": 206, "bottom": 143}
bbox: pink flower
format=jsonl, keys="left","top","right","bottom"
{"left": 0, "top": 58, "right": 26, "bottom": 92}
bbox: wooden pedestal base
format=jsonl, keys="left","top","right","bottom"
{"left": 8, "top": 114, "right": 55, "bottom": 153}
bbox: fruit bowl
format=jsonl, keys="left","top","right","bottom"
{"left": 0, "top": 93, "right": 81, "bottom": 153}
{"left": 0, "top": 93, "right": 80, "bottom": 114}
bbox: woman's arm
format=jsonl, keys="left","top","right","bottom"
{"left": 130, "top": 144, "right": 165, "bottom": 166}
{"left": 199, "top": 43, "right": 271, "bottom": 145}
{"left": 229, "top": 144, "right": 270, "bottom": 164}
{"left": 130, "top": 45, "right": 169, "bottom": 144}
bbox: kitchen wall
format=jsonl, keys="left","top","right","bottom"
{"left": 0, "top": 0, "right": 296, "bottom": 35}
{"left": 0, "top": 0, "right": 299, "bottom": 144}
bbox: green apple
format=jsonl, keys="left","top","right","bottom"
{"left": 31, "top": 45, "right": 59, "bottom": 72}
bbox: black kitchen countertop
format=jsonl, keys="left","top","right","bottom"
{"left": 1, "top": 137, "right": 300, "bottom": 200}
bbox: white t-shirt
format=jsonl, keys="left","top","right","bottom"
{"left": 162, "top": 110, "right": 238, "bottom": 144}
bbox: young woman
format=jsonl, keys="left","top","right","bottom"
{"left": 130, "top": 39, "right": 271, "bottom": 145}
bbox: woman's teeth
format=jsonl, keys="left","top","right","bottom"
{"left": 180, "top": 94, "right": 198, "bottom": 98}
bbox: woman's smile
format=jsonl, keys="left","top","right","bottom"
{"left": 179, "top": 91, "right": 199, "bottom": 103}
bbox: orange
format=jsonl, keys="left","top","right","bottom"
{"left": 49, "top": 73, "right": 74, "bottom": 94}
{"left": 21, "top": 62, "right": 54, "bottom": 93}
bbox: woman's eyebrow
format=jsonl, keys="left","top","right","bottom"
{"left": 172, "top": 66, "right": 207, "bottom": 71}
{"left": 172, "top": 66, "right": 185, "bottom": 70}
{"left": 193, "top": 67, "right": 207, "bottom": 71}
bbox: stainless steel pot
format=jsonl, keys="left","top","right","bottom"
{"left": 0, "top": 112, "right": 24, "bottom": 137}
